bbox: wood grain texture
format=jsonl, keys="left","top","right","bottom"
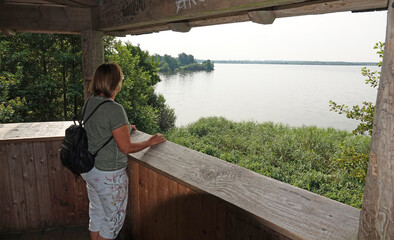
{"left": 129, "top": 130, "right": 360, "bottom": 240}
{"left": 0, "top": 139, "right": 88, "bottom": 232}
{"left": 0, "top": 122, "right": 71, "bottom": 142}
{"left": 0, "top": 4, "right": 91, "bottom": 33}
{"left": 359, "top": 0, "right": 394, "bottom": 238}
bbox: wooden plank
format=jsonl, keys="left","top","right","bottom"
{"left": 0, "top": 143, "right": 17, "bottom": 231}
{"left": 201, "top": 194, "right": 217, "bottom": 240}
{"left": 129, "top": 160, "right": 140, "bottom": 239}
{"left": 7, "top": 143, "right": 28, "bottom": 231}
{"left": 359, "top": 0, "right": 394, "bottom": 238}
{"left": 216, "top": 198, "right": 226, "bottom": 240}
{"left": 273, "top": 0, "right": 388, "bottom": 18}
{"left": 99, "top": 0, "right": 388, "bottom": 35}
{"left": 129, "top": 131, "right": 360, "bottom": 240}
{"left": 166, "top": 172, "right": 178, "bottom": 240}
{"left": 138, "top": 163, "right": 149, "bottom": 240}
{"left": 0, "top": 4, "right": 92, "bottom": 34}
{"left": 186, "top": 188, "right": 203, "bottom": 240}
{"left": 99, "top": 0, "right": 311, "bottom": 32}
{"left": 33, "top": 142, "right": 52, "bottom": 228}
{"left": 0, "top": 122, "right": 71, "bottom": 141}
{"left": 47, "top": 141, "right": 70, "bottom": 226}
{"left": 175, "top": 183, "right": 189, "bottom": 240}
{"left": 61, "top": 225, "right": 90, "bottom": 240}
{"left": 147, "top": 167, "right": 159, "bottom": 239}
{"left": 155, "top": 172, "right": 168, "bottom": 240}
{"left": 18, "top": 231, "right": 42, "bottom": 240}
{"left": 21, "top": 142, "right": 41, "bottom": 229}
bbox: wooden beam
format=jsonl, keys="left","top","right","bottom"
{"left": 359, "top": 0, "right": 394, "bottom": 239}
{"left": 106, "top": 0, "right": 388, "bottom": 35}
{"left": 81, "top": 30, "right": 103, "bottom": 102}
{"left": 273, "top": 0, "right": 388, "bottom": 18}
{"left": 0, "top": 4, "right": 92, "bottom": 34}
{"left": 99, "top": 0, "right": 312, "bottom": 32}
{"left": 129, "top": 130, "right": 360, "bottom": 240}
{"left": 248, "top": 10, "right": 276, "bottom": 24}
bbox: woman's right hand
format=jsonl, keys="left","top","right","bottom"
{"left": 148, "top": 133, "right": 166, "bottom": 146}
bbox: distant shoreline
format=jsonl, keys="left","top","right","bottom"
{"left": 198, "top": 59, "right": 377, "bottom": 66}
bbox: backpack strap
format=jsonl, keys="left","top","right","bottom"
{"left": 92, "top": 135, "right": 113, "bottom": 157}
{"left": 81, "top": 97, "right": 115, "bottom": 157}
{"left": 82, "top": 98, "right": 113, "bottom": 125}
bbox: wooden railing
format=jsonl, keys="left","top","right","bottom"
{"left": 0, "top": 122, "right": 360, "bottom": 239}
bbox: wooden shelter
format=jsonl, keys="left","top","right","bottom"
{"left": 0, "top": 0, "right": 393, "bottom": 239}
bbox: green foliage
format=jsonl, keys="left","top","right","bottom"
{"left": 0, "top": 34, "right": 175, "bottom": 133}
{"left": 166, "top": 117, "right": 371, "bottom": 209}
{"left": 0, "top": 33, "right": 83, "bottom": 122}
{"left": 329, "top": 42, "right": 384, "bottom": 136}
{"left": 0, "top": 69, "right": 30, "bottom": 122}
{"left": 154, "top": 53, "right": 214, "bottom": 73}
{"left": 105, "top": 40, "right": 175, "bottom": 134}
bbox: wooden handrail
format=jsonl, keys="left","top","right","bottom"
{"left": 130, "top": 130, "right": 360, "bottom": 240}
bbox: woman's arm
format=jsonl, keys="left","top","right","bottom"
{"left": 112, "top": 124, "right": 166, "bottom": 154}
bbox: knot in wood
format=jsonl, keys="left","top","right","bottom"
{"left": 201, "top": 169, "right": 216, "bottom": 181}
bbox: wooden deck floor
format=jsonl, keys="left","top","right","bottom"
{"left": 0, "top": 225, "right": 90, "bottom": 240}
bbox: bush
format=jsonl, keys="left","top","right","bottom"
{"left": 166, "top": 117, "right": 371, "bottom": 208}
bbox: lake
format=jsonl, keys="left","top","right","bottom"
{"left": 155, "top": 63, "right": 379, "bottom": 131}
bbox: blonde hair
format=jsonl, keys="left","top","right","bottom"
{"left": 89, "top": 63, "right": 123, "bottom": 98}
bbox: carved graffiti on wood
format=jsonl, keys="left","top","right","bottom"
{"left": 123, "top": 0, "right": 146, "bottom": 17}
{"left": 176, "top": 0, "right": 206, "bottom": 13}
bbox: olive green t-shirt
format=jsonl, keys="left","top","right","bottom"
{"left": 82, "top": 95, "right": 129, "bottom": 171}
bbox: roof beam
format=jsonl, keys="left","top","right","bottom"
{"left": 99, "top": 0, "right": 388, "bottom": 35}
{"left": 0, "top": 4, "right": 92, "bottom": 34}
{"left": 99, "top": 0, "right": 312, "bottom": 32}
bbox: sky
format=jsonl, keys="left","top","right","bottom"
{"left": 122, "top": 10, "right": 387, "bottom": 63}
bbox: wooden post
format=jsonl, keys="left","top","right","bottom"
{"left": 359, "top": 1, "right": 394, "bottom": 239}
{"left": 81, "top": 30, "right": 104, "bottom": 102}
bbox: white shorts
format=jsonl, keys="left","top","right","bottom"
{"left": 81, "top": 166, "right": 128, "bottom": 239}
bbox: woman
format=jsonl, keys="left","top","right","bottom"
{"left": 81, "top": 63, "right": 166, "bottom": 240}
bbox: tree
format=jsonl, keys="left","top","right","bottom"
{"left": 1, "top": 34, "right": 175, "bottom": 133}
{"left": 0, "top": 33, "right": 83, "bottom": 122}
{"left": 178, "top": 52, "right": 195, "bottom": 66}
{"left": 329, "top": 42, "right": 384, "bottom": 136}
{"left": 105, "top": 40, "right": 176, "bottom": 133}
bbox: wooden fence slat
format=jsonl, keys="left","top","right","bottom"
{"left": 201, "top": 194, "right": 217, "bottom": 240}
{"left": 216, "top": 198, "right": 226, "bottom": 240}
{"left": 186, "top": 188, "right": 202, "bottom": 240}
{"left": 167, "top": 172, "right": 178, "bottom": 240}
{"left": 129, "top": 160, "right": 140, "bottom": 239}
{"left": 7, "top": 143, "right": 28, "bottom": 230}
{"left": 47, "top": 141, "right": 71, "bottom": 226}
{"left": 156, "top": 172, "right": 168, "bottom": 240}
{"left": 33, "top": 142, "right": 52, "bottom": 227}
{"left": 21, "top": 142, "right": 41, "bottom": 229}
{"left": 138, "top": 163, "right": 149, "bottom": 240}
{"left": 175, "top": 183, "right": 189, "bottom": 240}
{"left": 0, "top": 143, "right": 16, "bottom": 231}
{"left": 147, "top": 166, "right": 159, "bottom": 239}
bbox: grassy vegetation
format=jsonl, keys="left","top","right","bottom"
{"left": 165, "top": 117, "right": 371, "bottom": 209}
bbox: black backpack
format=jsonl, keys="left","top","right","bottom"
{"left": 60, "top": 98, "right": 113, "bottom": 175}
